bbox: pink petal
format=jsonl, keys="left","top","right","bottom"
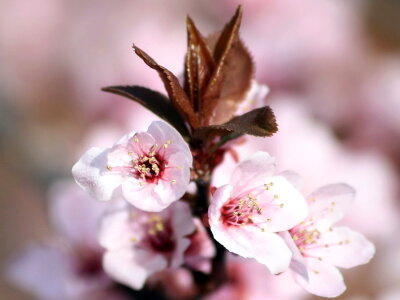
{"left": 98, "top": 210, "right": 133, "bottom": 251}
{"left": 252, "top": 176, "right": 308, "bottom": 232}
{"left": 72, "top": 147, "right": 122, "bottom": 201}
{"left": 278, "top": 231, "right": 308, "bottom": 280}
{"left": 185, "top": 218, "right": 216, "bottom": 274}
{"left": 306, "top": 226, "right": 375, "bottom": 269}
{"left": 208, "top": 184, "right": 233, "bottom": 226}
{"left": 121, "top": 179, "right": 166, "bottom": 212}
{"left": 278, "top": 170, "right": 303, "bottom": 190}
{"left": 230, "top": 151, "right": 276, "bottom": 195}
{"left": 248, "top": 228, "right": 293, "bottom": 274}
{"left": 308, "top": 183, "right": 355, "bottom": 231}
{"left": 294, "top": 258, "right": 346, "bottom": 298}
{"left": 103, "top": 248, "right": 167, "bottom": 290}
{"left": 170, "top": 201, "right": 196, "bottom": 237}
{"left": 147, "top": 121, "right": 192, "bottom": 165}
{"left": 49, "top": 180, "right": 107, "bottom": 248}
{"left": 170, "top": 238, "right": 191, "bottom": 268}
{"left": 210, "top": 220, "right": 291, "bottom": 274}
{"left": 131, "top": 131, "right": 157, "bottom": 154}
{"left": 7, "top": 245, "right": 69, "bottom": 300}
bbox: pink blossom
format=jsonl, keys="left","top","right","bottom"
{"left": 7, "top": 181, "right": 121, "bottom": 300}
{"left": 280, "top": 183, "right": 375, "bottom": 298}
{"left": 98, "top": 201, "right": 197, "bottom": 290}
{"left": 184, "top": 218, "right": 216, "bottom": 274}
{"left": 205, "top": 254, "right": 306, "bottom": 300}
{"left": 147, "top": 268, "right": 198, "bottom": 300}
{"left": 209, "top": 151, "right": 308, "bottom": 274}
{"left": 72, "top": 121, "right": 192, "bottom": 212}
{"left": 214, "top": 98, "right": 399, "bottom": 239}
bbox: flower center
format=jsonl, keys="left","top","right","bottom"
{"left": 145, "top": 215, "right": 175, "bottom": 253}
{"left": 132, "top": 152, "right": 164, "bottom": 182}
{"left": 220, "top": 193, "right": 263, "bottom": 227}
{"left": 75, "top": 249, "right": 104, "bottom": 278}
{"left": 290, "top": 225, "right": 322, "bottom": 253}
{"left": 220, "top": 182, "right": 281, "bottom": 228}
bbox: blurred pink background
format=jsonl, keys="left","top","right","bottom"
{"left": 1, "top": 0, "right": 400, "bottom": 299}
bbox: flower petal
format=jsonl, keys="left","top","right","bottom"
{"left": 103, "top": 248, "right": 167, "bottom": 290}
{"left": 306, "top": 226, "right": 375, "bottom": 269}
{"left": 278, "top": 170, "right": 303, "bottom": 190}
{"left": 121, "top": 179, "right": 166, "bottom": 212}
{"left": 72, "top": 147, "right": 122, "bottom": 201}
{"left": 147, "top": 121, "right": 192, "bottom": 165}
{"left": 98, "top": 210, "right": 133, "bottom": 251}
{"left": 171, "top": 202, "right": 196, "bottom": 237}
{"left": 230, "top": 151, "right": 276, "bottom": 194}
{"left": 209, "top": 184, "right": 233, "bottom": 225}
{"left": 49, "top": 180, "right": 107, "bottom": 248}
{"left": 308, "top": 183, "right": 355, "bottom": 230}
{"left": 185, "top": 218, "right": 216, "bottom": 274}
{"left": 210, "top": 220, "right": 291, "bottom": 274}
{"left": 294, "top": 258, "right": 346, "bottom": 298}
{"left": 253, "top": 176, "right": 308, "bottom": 232}
{"left": 278, "top": 231, "right": 308, "bottom": 280}
{"left": 7, "top": 245, "right": 70, "bottom": 300}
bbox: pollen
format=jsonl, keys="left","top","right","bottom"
{"left": 106, "top": 165, "right": 113, "bottom": 171}
{"left": 171, "top": 179, "right": 177, "bottom": 184}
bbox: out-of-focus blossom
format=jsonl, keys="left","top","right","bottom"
{"left": 209, "top": 151, "right": 308, "bottom": 274}
{"left": 72, "top": 121, "right": 192, "bottom": 212}
{"left": 184, "top": 218, "right": 216, "bottom": 274}
{"left": 205, "top": 254, "right": 306, "bottom": 300}
{"left": 236, "top": 80, "right": 270, "bottom": 115}
{"left": 7, "top": 181, "right": 119, "bottom": 300}
{"left": 280, "top": 183, "right": 375, "bottom": 297}
{"left": 98, "top": 201, "right": 196, "bottom": 290}
{"left": 148, "top": 268, "right": 198, "bottom": 300}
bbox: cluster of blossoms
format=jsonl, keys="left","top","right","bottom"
{"left": 8, "top": 6, "right": 375, "bottom": 300}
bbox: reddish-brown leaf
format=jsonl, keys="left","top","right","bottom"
{"left": 184, "top": 16, "right": 215, "bottom": 112}
{"left": 200, "top": 6, "right": 254, "bottom": 126}
{"left": 101, "top": 85, "right": 190, "bottom": 139}
{"left": 133, "top": 45, "right": 199, "bottom": 128}
{"left": 194, "top": 106, "right": 278, "bottom": 138}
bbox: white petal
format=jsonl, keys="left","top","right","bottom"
{"left": 306, "top": 227, "right": 375, "bottom": 269}
{"left": 98, "top": 210, "right": 133, "bottom": 251}
{"left": 308, "top": 183, "right": 355, "bottom": 230}
{"left": 294, "top": 258, "right": 346, "bottom": 298}
{"left": 278, "top": 231, "right": 308, "bottom": 280}
{"left": 230, "top": 151, "right": 276, "bottom": 195}
{"left": 210, "top": 223, "right": 291, "bottom": 274}
{"left": 121, "top": 179, "right": 166, "bottom": 212}
{"left": 72, "top": 147, "right": 122, "bottom": 201}
{"left": 49, "top": 180, "right": 107, "bottom": 248}
{"left": 278, "top": 170, "right": 303, "bottom": 190}
{"left": 253, "top": 176, "right": 308, "bottom": 232}
{"left": 103, "top": 248, "right": 167, "bottom": 290}
{"left": 208, "top": 185, "right": 233, "bottom": 226}
{"left": 7, "top": 245, "right": 70, "bottom": 300}
{"left": 147, "top": 121, "right": 192, "bottom": 165}
{"left": 170, "top": 201, "right": 196, "bottom": 237}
